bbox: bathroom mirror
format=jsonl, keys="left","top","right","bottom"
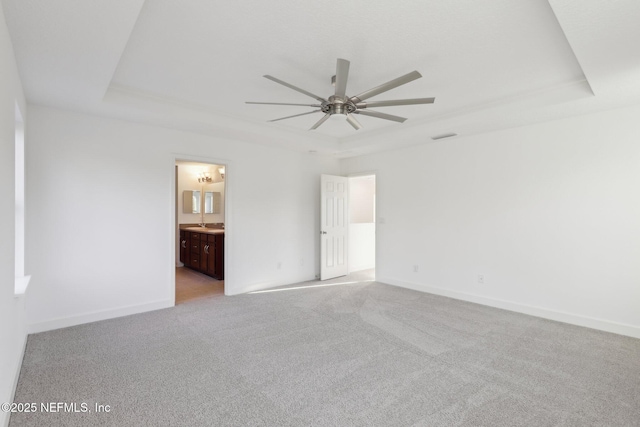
{"left": 183, "top": 190, "right": 201, "bottom": 214}
{"left": 204, "top": 191, "right": 221, "bottom": 214}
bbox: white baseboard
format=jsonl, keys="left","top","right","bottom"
{"left": 27, "top": 299, "right": 173, "bottom": 334}
{"left": 228, "top": 281, "right": 278, "bottom": 295}
{"left": 378, "top": 276, "right": 640, "bottom": 339}
{"left": 228, "top": 274, "right": 317, "bottom": 295}
{"left": 2, "top": 334, "right": 27, "bottom": 427}
{"left": 349, "top": 263, "right": 375, "bottom": 273}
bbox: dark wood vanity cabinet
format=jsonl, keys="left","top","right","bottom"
{"left": 199, "top": 235, "right": 215, "bottom": 277}
{"left": 179, "top": 231, "right": 190, "bottom": 266}
{"left": 211, "top": 234, "right": 224, "bottom": 279}
{"left": 180, "top": 230, "right": 224, "bottom": 279}
{"left": 199, "top": 239, "right": 209, "bottom": 272}
{"left": 189, "top": 232, "right": 201, "bottom": 268}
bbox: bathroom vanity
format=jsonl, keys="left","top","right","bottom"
{"left": 179, "top": 227, "right": 224, "bottom": 280}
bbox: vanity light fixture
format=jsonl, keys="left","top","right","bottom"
{"left": 198, "top": 171, "right": 213, "bottom": 183}
{"left": 218, "top": 167, "right": 225, "bottom": 180}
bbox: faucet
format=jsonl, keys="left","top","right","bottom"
{"left": 198, "top": 223, "right": 206, "bottom": 228}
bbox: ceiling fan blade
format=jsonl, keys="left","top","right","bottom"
{"left": 334, "top": 58, "right": 350, "bottom": 99}
{"left": 269, "top": 110, "right": 321, "bottom": 122}
{"left": 354, "top": 109, "right": 407, "bottom": 123}
{"left": 356, "top": 97, "right": 435, "bottom": 108}
{"left": 247, "top": 102, "right": 321, "bottom": 107}
{"left": 310, "top": 113, "right": 331, "bottom": 130}
{"left": 346, "top": 114, "right": 362, "bottom": 130}
{"left": 350, "top": 71, "right": 422, "bottom": 103}
{"left": 263, "top": 75, "right": 327, "bottom": 102}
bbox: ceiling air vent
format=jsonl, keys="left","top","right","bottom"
{"left": 431, "top": 132, "right": 457, "bottom": 140}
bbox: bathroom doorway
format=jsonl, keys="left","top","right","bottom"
{"left": 348, "top": 174, "right": 376, "bottom": 279}
{"left": 174, "top": 160, "right": 226, "bottom": 304}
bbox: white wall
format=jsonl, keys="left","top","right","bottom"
{"left": 349, "top": 176, "right": 375, "bottom": 272}
{"left": 25, "top": 106, "right": 340, "bottom": 332}
{"left": 349, "top": 224, "right": 375, "bottom": 272}
{"left": 349, "top": 176, "right": 375, "bottom": 223}
{"left": 341, "top": 104, "right": 640, "bottom": 338}
{"left": 0, "top": 2, "right": 28, "bottom": 425}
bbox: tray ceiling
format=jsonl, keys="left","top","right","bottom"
{"left": 3, "top": 0, "right": 640, "bottom": 157}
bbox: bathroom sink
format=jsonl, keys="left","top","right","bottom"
{"left": 183, "top": 227, "right": 224, "bottom": 234}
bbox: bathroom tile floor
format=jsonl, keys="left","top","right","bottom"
{"left": 175, "top": 267, "right": 224, "bottom": 304}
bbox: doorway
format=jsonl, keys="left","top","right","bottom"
{"left": 348, "top": 174, "right": 376, "bottom": 278}
{"left": 319, "top": 173, "right": 376, "bottom": 282}
{"left": 175, "top": 160, "right": 226, "bottom": 304}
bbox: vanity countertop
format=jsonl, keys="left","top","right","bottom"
{"left": 182, "top": 227, "right": 225, "bottom": 235}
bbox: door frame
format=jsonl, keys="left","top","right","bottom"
{"left": 170, "top": 153, "right": 233, "bottom": 305}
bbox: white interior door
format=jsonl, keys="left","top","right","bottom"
{"left": 321, "top": 174, "right": 349, "bottom": 280}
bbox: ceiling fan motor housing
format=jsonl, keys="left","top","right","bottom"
{"left": 322, "top": 96, "right": 357, "bottom": 115}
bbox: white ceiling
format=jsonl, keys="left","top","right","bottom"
{"left": 3, "top": 0, "right": 640, "bottom": 157}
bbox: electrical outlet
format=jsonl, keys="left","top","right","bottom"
{"left": 277, "top": 262, "right": 282, "bottom": 270}
{"left": 413, "top": 265, "right": 419, "bottom": 273}
{"left": 477, "top": 274, "right": 484, "bottom": 284}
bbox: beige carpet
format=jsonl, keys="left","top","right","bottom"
{"left": 10, "top": 271, "right": 640, "bottom": 426}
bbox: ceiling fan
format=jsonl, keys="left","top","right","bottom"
{"left": 246, "top": 58, "right": 435, "bottom": 130}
